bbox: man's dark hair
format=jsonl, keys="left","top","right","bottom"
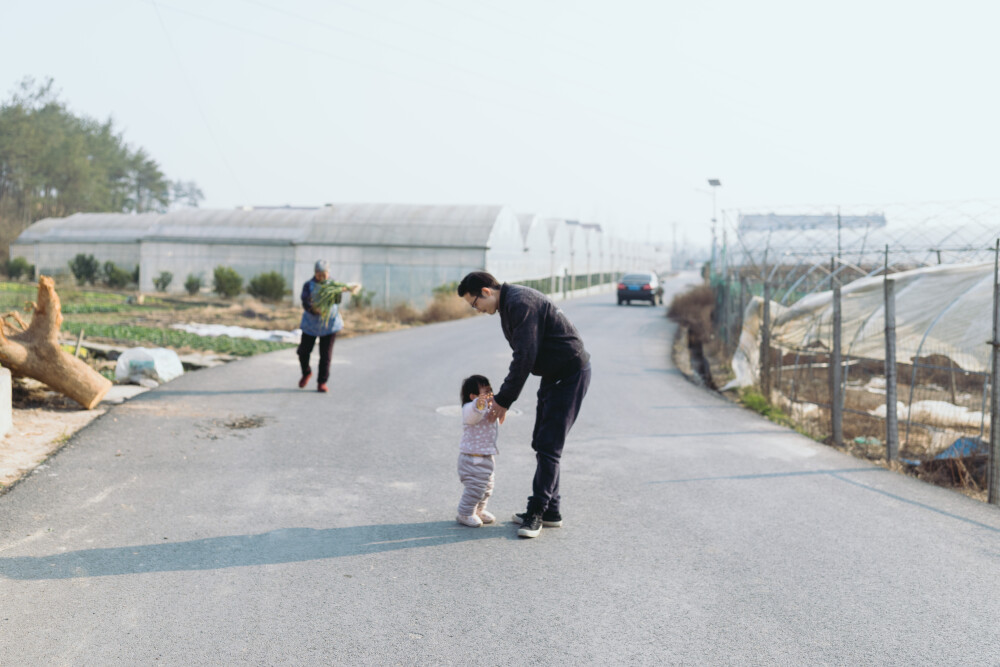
{"left": 461, "top": 374, "right": 491, "bottom": 404}
{"left": 457, "top": 271, "right": 500, "bottom": 297}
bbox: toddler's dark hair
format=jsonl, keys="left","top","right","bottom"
{"left": 461, "top": 374, "right": 491, "bottom": 404}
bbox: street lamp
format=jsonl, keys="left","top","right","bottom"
{"left": 707, "top": 179, "right": 721, "bottom": 274}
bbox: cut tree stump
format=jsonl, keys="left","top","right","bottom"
{"left": 0, "top": 276, "right": 111, "bottom": 409}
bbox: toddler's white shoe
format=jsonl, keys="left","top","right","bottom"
{"left": 477, "top": 509, "right": 496, "bottom": 524}
{"left": 456, "top": 514, "right": 483, "bottom": 527}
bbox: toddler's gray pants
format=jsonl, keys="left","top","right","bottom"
{"left": 457, "top": 453, "right": 495, "bottom": 516}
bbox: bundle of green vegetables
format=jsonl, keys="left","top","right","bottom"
{"left": 313, "top": 280, "right": 362, "bottom": 324}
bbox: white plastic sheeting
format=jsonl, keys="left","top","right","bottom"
{"left": 170, "top": 323, "right": 300, "bottom": 344}
{"left": 728, "top": 262, "right": 995, "bottom": 389}
{"left": 115, "top": 347, "right": 185, "bottom": 386}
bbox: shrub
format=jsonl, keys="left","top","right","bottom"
{"left": 8, "top": 256, "right": 33, "bottom": 280}
{"left": 390, "top": 302, "right": 421, "bottom": 324}
{"left": 69, "top": 254, "right": 100, "bottom": 285}
{"left": 103, "top": 261, "right": 132, "bottom": 289}
{"left": 153, "top": 271, "right": 173, "bottom": 292}
{"left": 185, "top": 274, "right": 203, "bottom": 295}
{"left": 247, "top": 271, "right": 287, "bottom": 302}
{"left": 213, "top": 265, "right": 243, "bottom": 298}
{"left": 350, "top": 287, "right": 375, "bottom": 309}
{"left": 422, "top": 292, "right": 476, "bottom": 323}
{"left": 432, "top": 281, "right": 459, "bottom": 298}
{"left": 667, "top": 284, "right": 715, "bottom": 342}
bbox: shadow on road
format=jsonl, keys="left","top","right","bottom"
{"left": 138, "top": 387, "right": 302, "bottom": 399}
{"left": 0, "top": 521, "right": 512, "bottom": 580}
{"left": 648, "top": 466, "right": 883, "bottom": 484}
{"left": 649, "top": 467, "right": 1000, "bottom": 534}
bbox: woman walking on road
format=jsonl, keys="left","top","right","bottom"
{"left": 297, "top": 260, "right": 344, "bottom": 393}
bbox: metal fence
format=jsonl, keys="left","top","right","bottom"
{"left": 708, "top": 200, "right": 1000, "bottom": 503}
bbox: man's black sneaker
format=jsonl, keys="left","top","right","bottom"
{"left": 517, "top": 513, "right": 543, "bottom": 538}
{"left": 512, "top": 510, "right": 562, "bottom": 528}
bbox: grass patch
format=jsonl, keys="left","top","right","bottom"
{"left": 61, "top": 303, "right": 135, "bottom": 314}
{"left": 60, "top": 321, "right": 294, "bottom": 356}
{"left": 0, "top": 281, "right": 132, "bottom": 311}
{"left": 738, "top": 388, "right": 793, "bottom": 426}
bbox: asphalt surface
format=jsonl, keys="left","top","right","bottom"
{"left": 2, "top": 274, "right": 1000, "bottom": 666}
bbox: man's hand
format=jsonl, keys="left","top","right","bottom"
{"left": 488, "top": 403, "right": 507, "bottom": 424}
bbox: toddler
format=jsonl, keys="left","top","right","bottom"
{"left": 456, "top": 374, "right": 499, "bottom": 527}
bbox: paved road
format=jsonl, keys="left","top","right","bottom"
{"left": 2, "top": 275, "right": 1000, "bottom": 665}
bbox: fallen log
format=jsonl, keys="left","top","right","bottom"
{"left": 0, "top": 276, "right": 111, "bottom": 409}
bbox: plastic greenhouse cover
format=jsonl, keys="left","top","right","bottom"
{"left": 728, "top": 262, "right": 995, "bottom": 388}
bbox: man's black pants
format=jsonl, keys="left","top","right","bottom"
{"left": 297, "top": 333, "right": 336, "bottom": 384}
{"left": 527, "top": 363, "right": 591, "bottom": 514}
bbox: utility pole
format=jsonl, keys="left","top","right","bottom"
{"left": 671, "top": 222, "right": 678, "bottom": 270}
{"left": 990, "top": 240, "right": 1000, "bottom": 504}
{"left": 708, "top": 179, "right": 721, "bottom": 276}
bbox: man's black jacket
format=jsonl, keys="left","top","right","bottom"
{"left": 492, "top": 283, "right": 590, "bottom": 409}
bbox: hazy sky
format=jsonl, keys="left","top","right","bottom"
{"left": 2, "top": 0, "right": 997, "bottom": 249}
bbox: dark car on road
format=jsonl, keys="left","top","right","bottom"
{"left": 617, "top": 272, "right": 663, "bottom": 306}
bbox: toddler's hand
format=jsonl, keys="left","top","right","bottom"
{"left": 487, "top": 403, "right": 507, "bottom": 424}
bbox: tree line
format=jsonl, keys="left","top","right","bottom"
{"left": 0, "top": 77, "right": 204, "bottom": 263}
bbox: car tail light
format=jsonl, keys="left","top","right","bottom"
{"left": 617, "top": 283, "right": 625, "bottom": 290}
{"left": 642, "top": 284, "right": 651, "bottom": 290}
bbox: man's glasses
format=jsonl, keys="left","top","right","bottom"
{"left": 471, "top": 294, "right": 480, "bottom": 309}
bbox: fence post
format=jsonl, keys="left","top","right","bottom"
{"left": 830, "top": 262, "right": 843, "bottom": 446}
{"left": 739, "top": 275, "right": 747, "bottom": 321}
{"left": 884, "top": 276, "right": 899, "bottom": 461}
{"left": 761, "top": 280, "right": 771, "bottom": 399}
{"left": 989, "top": 240, "right": 1000, "bottom": 505}
{"left": 828, "top": 257, "right": 844, "bottom": 445}
{"left": 721, "top": 270, "right": 731, "bottom": 350}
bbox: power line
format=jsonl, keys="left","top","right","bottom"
{"left": 231, "top": 0, "right": 683, "bottom": 153}
{"left": 134, "top": 0, "right": 664, "bottom": 201}
{"left": 325, "top": 0, "right": 591, "bottom": 79}
{"left": 150, "top": 0, "right": 247, "bottom": 203}
{"left": 422, "top": 0, "right": 605, "bottom": 68}
{"left": 235, "top": 0, "right": 669, "bottom": 146}
{"left": 143, "top": 0, "right": 549, "bottom": 120}
{"left": 241, "top": 0, "right": 601, "bottom": 102}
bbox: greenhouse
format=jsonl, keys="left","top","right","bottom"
{"left": 293, "top": 203, "right": 525, "bottom": 307}
{"left": 11, "top": 203, "right": 661, "bottom": 307}
{"left": 13, "top": 212, "right": 161, "bottom": 276}
{"left": 725, "top": 259, "right": 999, "bottom": 460}
{"left": 703, "top": 199, "right": 1000, "bottom": 467}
